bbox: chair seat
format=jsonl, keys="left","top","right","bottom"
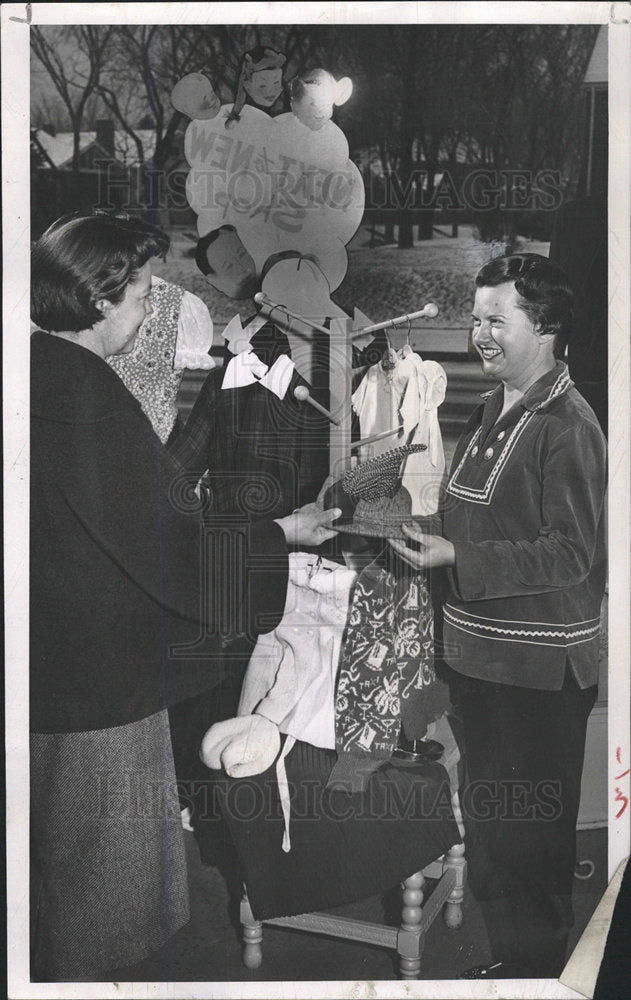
{"left": 233, "top": 716, "right": 467, "bottom": 979}
{"left": 212, "top": 738, "right": 461, "bottom": 922}
{"left": 241, "top": 839, "right": 467, "bottom": 979}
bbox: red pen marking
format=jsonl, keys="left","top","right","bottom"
{"left": 614, "top": 788, "right": 628, "bottom": 820}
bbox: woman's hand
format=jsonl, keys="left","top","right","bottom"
{"left": 389, "top": 521, "right": 456, "bottom": 569}
{"left": 275, "top": 502, "right": 341, "bottom": 547}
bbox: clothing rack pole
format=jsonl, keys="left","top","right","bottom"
{"left": 350, "top": 426, "right": 401, "bottom": 452}
{"left": 253, "top": 293, "right": 333, "bottom": 339}
{"left": 352, "top": 304, "right": 439, "bottom": 339}
{"left": 327, "top": 316, "right": 353, "bottom": 478}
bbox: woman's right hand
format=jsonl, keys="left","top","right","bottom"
{"left": 275, "top": 502, "right": 341, "bottom": 547}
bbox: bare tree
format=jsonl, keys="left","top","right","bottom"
{"left": 31, "top": 26, "right": 113, "bottom": 182}
{"left": 340, "top": 24, "right": 598, "bottom": 244}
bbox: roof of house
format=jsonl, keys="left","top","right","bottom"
{"left": 32, "top": 128, "right": 157, "bottom": 168}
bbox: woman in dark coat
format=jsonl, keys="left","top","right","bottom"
{"left": 29, "top": 212, "right": 339, "bottom": 980}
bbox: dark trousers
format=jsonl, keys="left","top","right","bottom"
{"left": 448, "top": 667, "right": 597, "bottom": 978}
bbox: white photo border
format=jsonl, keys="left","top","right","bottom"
{"left": 4, "top": 3, "right": 629, "bottom": 998}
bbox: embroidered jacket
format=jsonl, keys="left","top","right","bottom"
{"left": 442, "top": 362, "right": 607, "bottom": 690}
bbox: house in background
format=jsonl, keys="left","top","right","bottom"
{"left": 31, "top": 119, "right": 156, "bottom": 172}
{"left": 31, "top": 118, "right": 194, "bottom": 235}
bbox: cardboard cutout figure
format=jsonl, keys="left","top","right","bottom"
{"left": 194, "top": 225, "right": 258, "bottom": 299}
{"left": 289, "top": 68, "right": 353, "bottom": 132}
{"left": 178, "top": 60, "right": 363, "bottom": 298}
{"left": 171, "top": 73, "right": 221, "bottom": 121}
{"left": 226, "top": 46, "right": 287, "bottom": 125}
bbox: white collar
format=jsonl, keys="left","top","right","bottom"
{"left": 221, "top": 351, "right": 296, "bottom": 400}
{"left": 221, "top": 351, "right": 268, "bottom": 389}
{"left": 258, "top": 354, "right": 295, "bottom": 400}
{"left": 222, "top": 313, "right": 267, "bottom": 356}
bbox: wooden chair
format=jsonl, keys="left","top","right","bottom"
{"left": 239, "top": 730, "right": 466, "bottom": 980}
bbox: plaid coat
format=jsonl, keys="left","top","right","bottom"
{"left": 169, "top": 321, "right": 330, "bottom": 520}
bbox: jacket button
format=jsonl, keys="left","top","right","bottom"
{"left": 484, "top": 447, "right": 494, "bottom": 459}
{"left": 471, "top": 446, "right": 479, "bottom": 457}
{"left": 497, "top": 430, "right": 506, "bottom": 440}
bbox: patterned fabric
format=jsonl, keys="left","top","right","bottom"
{"left": 328, "top": 560, "right": 437, "bottom": 790}
{"left": 108, "top": 279, "right": 184, "bottom": 443}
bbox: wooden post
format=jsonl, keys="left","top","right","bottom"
{"left": 399, "top": 871, "right": 425, "bottom": 979}
{"left": 327, "top": 316, "right": 353, "bottom": 479}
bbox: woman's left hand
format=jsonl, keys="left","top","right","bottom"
{"left": 389, "top": 522, "right": 456, "bottom": 569}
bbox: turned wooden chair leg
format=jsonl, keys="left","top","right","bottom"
{"left": 398, "top": 870, "right": 425, "bottom": 979}
{"left": 240, "top": 892, "right": 263, "bottom": 969}
{"left": 443, "top": 841, "right": 467, "bottom": 929}
{"left": 443, "top": 787, "right": 467, "bottom": 929}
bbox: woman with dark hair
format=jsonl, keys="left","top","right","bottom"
{"left": 224, "top": 45, "right": 286, "bottom": 126}
{"left": 392, "top": 253, "right": 606, "bottom": 979}
{"left": 30, "top": 211, "right": 339, "bottom": 981}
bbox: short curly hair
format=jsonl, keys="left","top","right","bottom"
{"left": 31, "top": 212, "right": 170, "bottom": 333}
{"left": 475, "top": 253, "right": 574, "bottom": 354}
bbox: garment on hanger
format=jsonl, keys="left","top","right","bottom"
{"left": 351, "top": 357, "right": 407, "bottom": 461}
{"left": 327, "top": 558, "right": 446, "bottom": 792}
{"left": 237, "top": 552, "right": 357, "bottom": 851}
{"left": 399, "top": 356, "right": 447, "bottom": 515}
{"left": 352, "top": 351, "right": 447, "bottom": 515}
{"left": 169, "top": 320, "right": 330, "bottom": 519}
{"left": 108, "top": 277, "right": 214, "bottom": 444}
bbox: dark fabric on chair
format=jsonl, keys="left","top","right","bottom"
{"left": 199, "top": 737, "right": 460, "bottom": 921}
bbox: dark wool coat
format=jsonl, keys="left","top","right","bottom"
{"left": 30, "top": 331, "right": 288, "bottom": 734}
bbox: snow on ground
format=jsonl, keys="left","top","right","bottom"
{"left": 154, "top": 224, "right": 549, "bottom": 331}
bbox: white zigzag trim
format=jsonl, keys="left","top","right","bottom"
{"left": 445, "top": 619, "right": 599, "bottom": 648}
{"left": 447, "top": 368, "right": 572, "bottom": 506}
{"left": 532, "top": 368, "right": 572, "bottom": 410}
{"left": 444, "top": 608, "right": 600, "bottom": 647}
{"left": 446, "top": 410, "right": 535, "bottom": 505}
{"left": 444, "top": 604, "right": 600, "bottom": 629}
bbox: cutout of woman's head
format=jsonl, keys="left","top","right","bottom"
{"left": 289, "top": 68, "right": 353, "bottom": 131}
{"left": 226, "top": 46, "right": 286, "bottom": 126}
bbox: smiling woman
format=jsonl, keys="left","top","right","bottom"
{"left": 470, "top": 253, "right": 573, "bottom": 414}
{"left": 390, "top": 252, "right": 606, "bottom": 979}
